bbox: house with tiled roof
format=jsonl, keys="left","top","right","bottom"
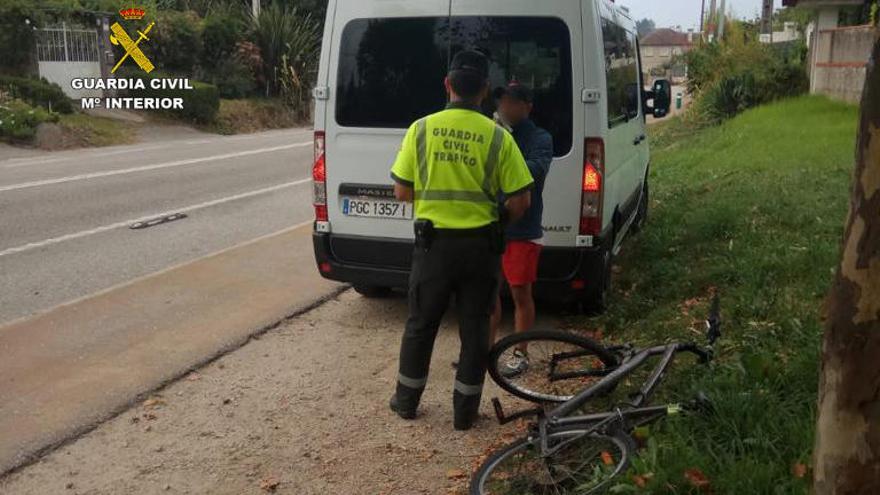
{"left": 640, "top": 28, "right": 695, "bottom": 82}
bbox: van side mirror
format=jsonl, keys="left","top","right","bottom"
{"left": 648, "top": 79, "right": 672, "bottom": 118}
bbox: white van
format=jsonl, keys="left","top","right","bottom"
{"left": 311, "top": 0, "right": 671, "bottom": 311}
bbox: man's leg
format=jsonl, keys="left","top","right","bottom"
{"left": 393, "top": 246, "right": 453, "bottom": 418}
{"left": 509, "top": 283, "right": 535, "bottom": 352}
{"left": 499, "top": 241, "right": 541, "bottom": 377}
{"left": 453, "top": 241, "right": 500, "bottom": 430}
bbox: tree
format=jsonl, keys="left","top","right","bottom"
{"left": 636, "top": 18, "right": 656, "bottom": 37}
{"left": 813, "top": 38, "right": 880, "bottom": 494}
{"left": 772, "top": 6, "right": 813, "bottom": 32}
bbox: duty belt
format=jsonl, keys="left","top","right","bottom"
{"left": 433, "top": 224, "right": 496, "bottom": 239}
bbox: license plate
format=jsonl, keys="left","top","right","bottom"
{"left": 342, "top": 197, "right": 413, "bottom": 220}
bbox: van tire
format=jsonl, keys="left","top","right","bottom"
{"left": 353, "top": 285, "right": 393, "bottom": 298}
{"left": 632, "top": 177, "right": 649, "bottom": 233}
{"left": 582, "top": 242, "right": 613, "bottom": 315}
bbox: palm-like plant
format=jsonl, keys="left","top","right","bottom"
{"left": 250, "top": 3, "right": 319, "bottom": 103}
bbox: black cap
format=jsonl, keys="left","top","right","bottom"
{"left": 450, "top": 50, "right": 489, "bottom": 79}
{"left": 497, "top": 82, "right": 534, "bottom": 103}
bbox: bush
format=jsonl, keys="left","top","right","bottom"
{"left": 126, "top": 74, "right": 220, "bottom": 123}
{"left": 0, "top": 98, "right": 59, "bottom": 141}
{"left": 684, "top": 22, "right": 808, "bottom": 124}
{"left": 0, "top": 76, "right": 74, "bottom": 114}
{"left": 179, "top": 80, "right": 220, "bottom": 123}
{"left": 0, "top": 0, "right": 38, "bottom": 73}
{"left": 201, "top": 13, "right": 244, "bottom": 71}
{"left": 151, "top": 10, "right": 203, "bottom": 76}
{"left": 206, "top": 59, "right": 257, "bottom": 99}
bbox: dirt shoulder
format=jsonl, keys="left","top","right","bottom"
{"left": 0, "top": 290, "right": 547, "bottom": 495}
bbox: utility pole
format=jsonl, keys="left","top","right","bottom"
{"left": 707, "top": 0, "right": 718, "bottom": 41}
{"left": 700, "top": 0, "right": 707, "bottom": 40}
{"left": 760, "top": 0, "right": 774, "bottom": 43}
{"left": 717, "top": 0, "right": 727, "bottom": 40}
{"left": 252, "top": 0, "right": 260, "bottom": 19}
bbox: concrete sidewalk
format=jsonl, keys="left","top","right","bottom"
{"left": 0, "top": 224, "right": 343, "bottom": 475}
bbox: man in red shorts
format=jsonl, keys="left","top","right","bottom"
{"left": 490, "top": 83, "right": 554, "bottom": 377}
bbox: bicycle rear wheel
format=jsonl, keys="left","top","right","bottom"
{"left": 470, "top": 428, "right": 633, "bottom": 495}
{"left": 489, "top": 330, "right": 617, "bottom": 403}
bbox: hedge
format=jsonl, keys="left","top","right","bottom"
{"left": 0, "top": 76, "right": 73, "bottom": 114}
{"left": 129, "top": 76, "right": 220, "bottom": 124}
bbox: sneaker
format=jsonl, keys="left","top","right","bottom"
{"left": 501, "top": 350, "right": 530, "bottom": 378}
{"left": 389, "top": 394, "right": 417, "bottom": 420}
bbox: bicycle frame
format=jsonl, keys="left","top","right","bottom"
{"left": 528, "top": 342, "right": 711, "bottom": 457}
{"left": 549, "top": 342, "right": 710, "bottom": 422}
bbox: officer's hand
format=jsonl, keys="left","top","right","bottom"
{"left": 394, "top": 183, "right": 414, "bottom": 202}
{"left": 505, "top": 192, "right": 531, "bottom": 223}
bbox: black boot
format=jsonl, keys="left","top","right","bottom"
{"left": 389, "top": 394, "right": 417, "bottom": 420}
{"left": 454, "top": 407, "right": 479, "bottom": 431}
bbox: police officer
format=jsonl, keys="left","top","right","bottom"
{"left": 388, "top": 50, "right": 535, "bottom": 431}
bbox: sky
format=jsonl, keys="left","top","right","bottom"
{"left": 620, "top": 0, "right": 781, "bottom": 31}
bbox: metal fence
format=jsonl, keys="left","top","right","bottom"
{"left": 36, "top": 25, "right": 100, "bottom": 63}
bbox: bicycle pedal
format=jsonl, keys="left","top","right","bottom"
{"left": 491, "top": 398, "right": 543, "bottom": 425}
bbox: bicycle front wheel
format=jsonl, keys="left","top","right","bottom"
{"left": 489, "top": 330, "right": 618, "bottom": 403}
{"left": 470, "top": 428, "right": 633, "bottom": 495}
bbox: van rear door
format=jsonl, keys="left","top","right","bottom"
{"left": 448, "top": 0, "right": 585, "bottom": 248}
{"left": 324, "top": 0, "right": 452, "bottom": 240}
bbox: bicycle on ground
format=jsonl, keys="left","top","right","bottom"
{"left": 470, "top": 296, "right": 722, "bottom": 494}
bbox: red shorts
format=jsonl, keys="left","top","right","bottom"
{"left": 502, "top": 240, "right": 543, "bottom": 287}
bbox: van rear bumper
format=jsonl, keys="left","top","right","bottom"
{"left": 312, "top": 230, "right": 611, "bottom": 303}
{"left": 313, "top": 232, "right": 412, "bottom": 288}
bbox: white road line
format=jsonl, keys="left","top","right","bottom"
{"left": 0, "top": 142, "right": 310, "bottom": 192}
{"left": 0, "top": 179, "right": 310, "bottom": 258}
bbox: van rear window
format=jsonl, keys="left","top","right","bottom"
{"left": 335, "top": 17, "right": 573, "bottom": 157}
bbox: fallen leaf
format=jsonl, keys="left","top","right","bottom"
{"left": 143, "top": 398, "right": 165, "bottom": 408}
{"left": 792, "top": 463, "right": 808, "bottom": 478}
{"left": 446, "top": 469, "right": 467, "bottom": 480}
{"left": 600, "top": 451, "right": 614, "bottom": 466}
{"left": 259, "top": 477, "right": 280, "bottom": 492}
{"left": 684, "top": 468, "right": 711, "bottom": 490}
{"left": 633, "top": 474, "right": 648, "bottom": 488}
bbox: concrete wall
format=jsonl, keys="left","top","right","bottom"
{"left": 811, "top": 25, "right": 878, "bottom": 103}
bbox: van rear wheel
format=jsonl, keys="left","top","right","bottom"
{"left": 353, "top": 285, "right": 393, "bottom": 298}
{"left": 581, "top": 245, "right": 612, "bottom": 315}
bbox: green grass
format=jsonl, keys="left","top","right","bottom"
{"left": 57, "top": 113, "right": 136, "bottom": 148}
{"left": 584, "top": 96, "right": 858, "bottom": 494}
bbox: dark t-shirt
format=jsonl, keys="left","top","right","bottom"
{"left": 505, "top": 119, "right": 553, "bottom": 241}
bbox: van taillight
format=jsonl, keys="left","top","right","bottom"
{"left": 580, "top": 138, "right": 605, "bottom": 236}
{"left": 313, "top": 131, "right": 328, "bottom": 222}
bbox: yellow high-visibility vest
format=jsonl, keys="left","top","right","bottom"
{"left": 391, "top": 104, "right": 534, "bottom": 229}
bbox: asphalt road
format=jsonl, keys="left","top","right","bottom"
{"left": 0, "top": 128, "right": 314, "bottom": 324}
